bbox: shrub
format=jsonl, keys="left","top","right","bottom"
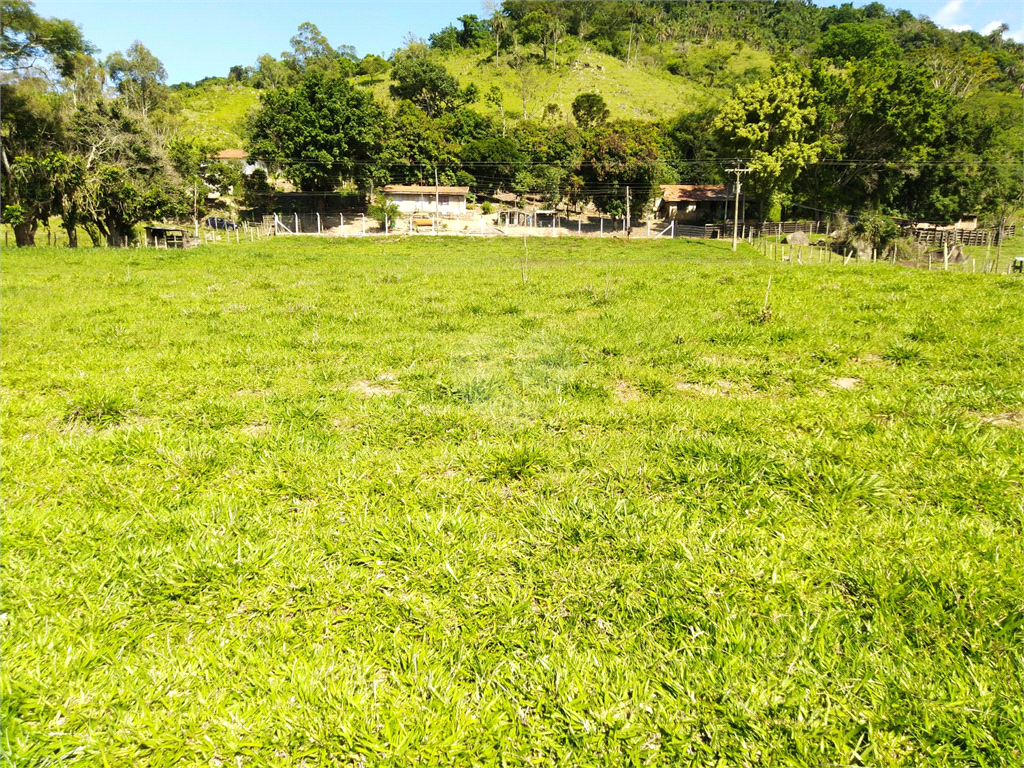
{"left": 481, "top": 201, "right": 494, "bottom": 215}
{"left": 367, "top": 197, "right": 399, "bottom": 228}
{"left": 666, "top": 59, "right": 687, "bottom": 76}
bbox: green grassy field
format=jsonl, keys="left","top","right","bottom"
{"left": 2, "top": 237, "right": 1021, "bottom": 766}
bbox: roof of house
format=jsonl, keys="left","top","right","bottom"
{"left": 211, "top": 149, "right": 249, "bottom": 160}
{"left": 383, "top": 185, "right": 470, "bottom": 196}
{"left": 659, "top": 184, "right": 731, "bottom": 203}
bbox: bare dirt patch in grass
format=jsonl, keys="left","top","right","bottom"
{"left": 830, "top": 377, "right": 861, "bottom": 390}
{"left": 242, "top": 422, "right": 271, "bottom": 437}
{"left": 675, "top": 380, "right": 747, "bottom": 397}
{"left": 614, "top": 380, "right": 641, "bottom": 401}
{"left": 350, "top": 380, "right": 399, "bottom": 397}
{"left": 976, "top": 412, "right": 1022, "bottom": 429}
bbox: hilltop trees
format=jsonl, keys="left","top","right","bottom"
{"left": 106, "top": 41, "right": 168, "bottom": 118}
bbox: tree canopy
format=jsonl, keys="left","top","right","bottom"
{"left": 246, "top": 73, "right": 385, "bottom": 196}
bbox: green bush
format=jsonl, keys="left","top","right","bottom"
{"left": 367, "top": 197, "right": 399, "bottom": 228}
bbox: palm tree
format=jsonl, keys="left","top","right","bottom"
{"left": 625, "top": 1, "right": 644, "bottom": 67}
{"left": 550, "top": 17, "right": 566, "bottom": 67}
{"left": 491, "top": 12, "right": 506, "bottom": 66}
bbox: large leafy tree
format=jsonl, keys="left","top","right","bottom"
{"left": 389, "top": 54, "right": 465, "bottom": 118}
{"left": 714, "top": 69, "right": 821, "bottom": 220}
{"left": 253, "top": 53, "right": 295, "bottom": 90}
{"left": 0, "top": 0, "right": 93, "bottom": 77}
{"left": 799, "top": 55, "right": 950, "bottom": 216}
{"left": 106, "top": 41, "right": 168, "bottom": 118}
{"left": 3, "top": 152, "right": 53, "bottom": 245}
{"left": 456, "top": 15, "right": 490, "bottom": 48}
{"left": 0, "top": 76, "right": 63, "bottom": 242}
{"left": 0, "top": 1, "right": 92, "bottom": 244}
{"left": 665, "top": 106, "right": 723, "bottom": 185}
{"left": 63, "top": 100, "right": 186, "bottom": 245}
{"left": 571, "top": 93, "right": 609, "bottom": 130}
{"left": 285, "top": 22, "right": 334, "bottom": 70}
{"left": 283, "top": 22, "right": 354, "bottom": 78}
{"left": 373, "top": 102, "right": 461, "bottom": 187}
{"left": 815, "top": 22, "right": 898, "bottom": 63}
{"left": 461, "top": 136, "right": 522, "bottom": 194}
{"left": 580, "top": 120, "right": 663, "bottom": 218}
{"left": 3, "top": 94, "right": 185, "bottom": 246}
{"left": 246, "top": 73, "right": 385, "bottom": 200}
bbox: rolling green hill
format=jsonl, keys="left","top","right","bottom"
{"left": 175, "top": 85, "right": 260, "bottom": 148}
{"left": 358, "top": 42, "right": 770, "bottom": 121}
{"left": 175, "top": 41, "right": 771, "bottom": 146}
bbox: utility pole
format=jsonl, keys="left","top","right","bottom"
{"left": 625, "top": 186, "right": 630, "bottom": 238}
{"left": 193, "top": 180, "right": 199, "bottom": 238}
{"left": 434, "top": 167, "right": 440, "bottom": 221}
{"left": 731, "top": 167, "right": 752, "bottom": 251}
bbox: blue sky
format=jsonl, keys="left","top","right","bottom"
{"left": 35, "top": 0, "right": 1024, "bottom": 85}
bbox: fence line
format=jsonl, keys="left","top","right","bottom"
{"left": 903, "top": 225, "right": 1014, "bottom": 247}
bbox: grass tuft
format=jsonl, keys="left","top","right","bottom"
{"left": 487, "top": 442, "right": 550, "bottom": 480}
{"left": 63, "top": 390, "right": 130, "bottom": 428}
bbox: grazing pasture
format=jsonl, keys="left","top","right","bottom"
{"left": 2, "top": 238, "right": 1021, "bottom": 766}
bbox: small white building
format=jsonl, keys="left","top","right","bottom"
{"left": 208, "top": 149, "right": 268, "bottom": 177}
{"left": 383, "top": 185, "right": 469, "bottom": 215}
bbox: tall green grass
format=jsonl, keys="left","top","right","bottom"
{"left": 2, "top": 237, "right": 1021, "bottom": 766}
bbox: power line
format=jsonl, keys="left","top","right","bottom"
{"left": 244, "top": 157, "right": 1022, "bottom": 168}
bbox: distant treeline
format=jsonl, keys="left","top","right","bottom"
{"left": 2, "top": 0, "right": 1021, "bottom": 248}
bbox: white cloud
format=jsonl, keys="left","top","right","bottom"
{"left": 1009, "top": 28, "right": 1024, "bottom": 43}
{"left": 934, "top": 0, "right": 966, "bottom": 27}
{"left": 980, "top": 20, "right": 1005, "bottom": 35}
{"left": 949, "top": 24, "right": 972, "bottom": 31}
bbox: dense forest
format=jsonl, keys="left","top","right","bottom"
{"left": 2, "top": 0, "right": 1021, "bottom": 247}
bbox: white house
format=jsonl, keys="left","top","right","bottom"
{"left": 383, "top": 185, "right": 469, "bottom": 215}
{"left": 208, "top": 149, "right": 268, "bottom": 177}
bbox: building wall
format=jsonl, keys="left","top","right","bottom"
{"left": 659, "top": 200, "right": 728, "bottom": 223}
{"left": 387, "top": 193, "right": 466, "bottom": 215}
{"left": 659, "top": 199, "right": 748, "bottom": 223}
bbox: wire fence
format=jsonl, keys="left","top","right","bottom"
{"left": 753, "top": 232, "right": 1023, "bottom": 275}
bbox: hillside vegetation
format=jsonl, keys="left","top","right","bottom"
{"left": 177, "top": 39, "right": 771, "bottom": 147}
{"left": 353, "top": 41, "right": 771, "bottom": 122}
{"left": 175, "top": 85, "right": 260, "bottom": 147}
